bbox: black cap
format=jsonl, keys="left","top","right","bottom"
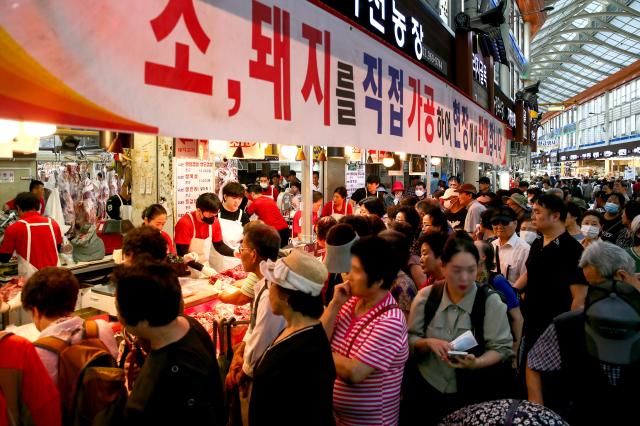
{"left": 491, "top": 206, "right": 517, "bottom": 224}
{"left": 478, "top": 176, "right": 491, "bottom": 184}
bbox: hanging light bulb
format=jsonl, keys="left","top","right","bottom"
{"left": 280, "top": 144, "right": 297, "bottom": 160}
{"left": 382, "top": 152, "right": 395, "bottom": 168}
{"left": 317, "top": 149, "right": 327, "bottom": 161}
{"left": 23, "top": 121, "right": 56, "bottom": 138}
{"left": 209, "top": 140, "right": 229, "bottom": 155}
{"left": 0, "top": 119, "right": 20, "bottom": 143}
{"left": 295, "top": 146, "right": 306, "bottom": 161}
{"left": 264, "top": 144, "right": 279, "bottom": 157}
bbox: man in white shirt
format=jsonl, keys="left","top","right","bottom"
{"left": 459, "top": 183, "right": 486, "bottom": 234}
{"left": 491, "top": 205, "right": 531, "bottom": 285}
{"left": 225, "top": 223, "right": 285, "bottom": 422}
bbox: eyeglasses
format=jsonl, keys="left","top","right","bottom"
{"left": 238, "top": 246, "right": 252, "bottom": 253}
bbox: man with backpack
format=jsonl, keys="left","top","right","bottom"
{"left": 113, "top": 259, "right": 225, "bottom": 425}
{"left": 526, "top": 241, "right": 640, "bottom": 425}
{"left": 21, "top": 267, "right": 121, "bottom": 424}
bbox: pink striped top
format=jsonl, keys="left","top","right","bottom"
{"left": 331, "top": 292, "right": 408, "bottom": 426}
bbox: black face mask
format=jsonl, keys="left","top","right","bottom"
{"left": 202, "top": 216, "right": 216, "bottom": 224}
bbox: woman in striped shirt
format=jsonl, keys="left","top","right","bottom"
{"left": 321, "top": 235, "right": 408, "bottom": 426}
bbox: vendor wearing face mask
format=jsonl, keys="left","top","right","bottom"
{"left": 258, "top": 173, "right": 279, "bottom": 202}
{"left": 174, "top": 193, "right": 233, "bottom": 277}
{"left": 600, "top": 192, "right": 625, "bottom": 244}
{"left": 580, "top": 210, "right": 602, "bottom": 249}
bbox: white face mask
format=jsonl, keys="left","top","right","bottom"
{"left": 260, "top": 182, "right": 269, "bottom": 189}
{"left": 519, "top": 230, "right": 538, "bottom": 245}
{"left": 415, "top": 190, "right": 425, "bottom": 198}
{"left": 581, "top": 224, "right": 600, "bottom": 240}
{"left": 444, "top": 200, "right": 452, "bottom": 209}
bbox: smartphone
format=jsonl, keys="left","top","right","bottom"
{"left": 447, "top": 350, "right": 469, "bottom": 360}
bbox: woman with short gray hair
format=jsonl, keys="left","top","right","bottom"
{"left": 578, "top": 240, "right": 635, "bottom": 285}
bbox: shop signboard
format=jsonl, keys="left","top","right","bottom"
{"left": 345, "top": 161, "right": 366, "bottom": 198}
{"left": 624, "top": 166, "right": 636, "bottom": 181}
{"left": 0, "top": 0, "right": 506, "bottom": 166}
{"left": 175, "top": 159, "right": 214, "bottom": 219}
{"left": 317, "top": 0, "right": 450, "bottom": 77}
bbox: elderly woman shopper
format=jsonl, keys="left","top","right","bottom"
{"left": 422, "top": 206, "right": 450, "bottom": 236}
{"left": 580, "top": 210, "right": 603, "bottom": 248}
{"left": 418, "top": 232, "right": 449, "bottom": 288}
{"left": 249, "top": 251, "right": 336, "bottom": 426}
{"left": 405, "top": 236, "right": 514, "bottom": 425}
{"left": 321, "top": 235, "right": 408, "bottom": 426}
{"left": 323, "top": 224, "right": 358, "bottom": 305}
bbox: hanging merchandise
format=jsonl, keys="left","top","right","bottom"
{"left": 96, "top": 171, "right": 110, "bottom": 220}
{"left": 214, "top": 158, "right": 239, "bottom": 196}
{"left": 45, "top": 187, "right": 69, "bottom": 235}
{"left": 57, "top": 168, "right": 76, "bottom": 228}
{"left": 81, "top": 174, "right": 97, "bottom": 225}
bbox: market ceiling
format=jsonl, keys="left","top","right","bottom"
{"left": 529, "top": 0, "right": 640, "bottom": 110}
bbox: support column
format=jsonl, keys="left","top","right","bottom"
{"left": 523, "top": 21, "right": 531, "bottom": 61}
{"left": 301, "top": 145, "right": 313, "bottom": 242}
{"left": 326, "top": 156, "right": 346, "bottom": 204}
{"left": 464, "top": 160, "right": 480, "bottom": 187}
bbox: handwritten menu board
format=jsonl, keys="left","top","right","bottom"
{"left": 175, "top": 159, "right": 214, "bottom": 219}
{"left": 345, "top": 162, "right": 365, "bottom": 199}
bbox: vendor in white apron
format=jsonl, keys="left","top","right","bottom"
{"left": 0, "top": 192, "right": 62, "bottom": 280}
{"left": 210, "top": 182, "right": 250, "bottom": 272}
{"left": 320, "top": 186, "right": 353, "bottom": 221}
{"left": 174, "top": 193, "right": 236, "bottom": 277}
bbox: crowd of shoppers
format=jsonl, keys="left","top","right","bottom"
{"left": 5, "top": 173, "right": 640, "bottom": 426}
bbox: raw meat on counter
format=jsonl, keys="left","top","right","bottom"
{"left": 0, "top": 277, "right": 25, "bottom": 303}
{"left": 208, "top": 264, "right": 248, "bottom": 285}
{"left": 189, "top": 303, "right": 250, "bottom": 341}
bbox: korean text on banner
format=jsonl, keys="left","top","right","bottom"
{"left": 0, "top": 0, "right": 507, "bottom": 165}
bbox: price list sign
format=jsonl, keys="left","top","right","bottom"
{"left": 345, "top": 162, "right": 365, "bottom": 199}
{"left": 175, "top": 159, "right": 214, "bottom": 219}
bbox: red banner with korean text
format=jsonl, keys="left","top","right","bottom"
{"left": 0, "top": 0, "right": 507, "bottom": 165}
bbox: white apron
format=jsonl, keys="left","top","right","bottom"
{"left": 331, "top": 202, "right": 350, "bottom": 221}
{"left": 209, "top": 209, "right": 243, "bottom": 272}
{"left": 17, "top": 218, "right": 60, "bottom": 280}
{"left": 186, "top": 212, "right": 214, "bottom": 278}
{"left": 116, "top": 194, "right": 133, "bottom": 222}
